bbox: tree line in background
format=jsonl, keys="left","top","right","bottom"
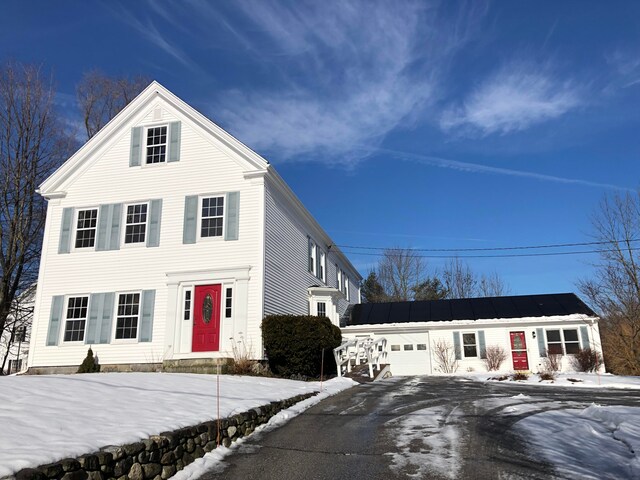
{"left": 0, "top": 60, "right": 147, "bottom": 373}
{"left": 360, "top": 251, "right": 509, "bottom": 303}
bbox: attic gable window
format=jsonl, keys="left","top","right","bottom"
{"left": 146, "top": 126, "right": 167, "bottom": 164}
{"left": 75, "top": 209, "right": 98, "bottom": 248}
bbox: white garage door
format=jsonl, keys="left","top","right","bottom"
{"left": 385, "top": 333, "right": 430, "bottom": 376}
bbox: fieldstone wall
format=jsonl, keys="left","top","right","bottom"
{"left": 7, "top": 393, "right": 316, "bottom": 480}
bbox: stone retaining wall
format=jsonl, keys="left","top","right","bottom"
{"left": 8, "top": 393, "right": 316, "bottom": 480}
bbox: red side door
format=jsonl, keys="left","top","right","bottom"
{"left": 510, "top": 331, "right": 529, "bottom": 370}
{"left": 192, "top": 284, "right": 221, "bottom": 352}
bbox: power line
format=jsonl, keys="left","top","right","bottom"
{"left": 334, "top": 239, "right": 640, "bottom": 253}
{"left": 339, "top": 246, "right": 640, "bottom": 259}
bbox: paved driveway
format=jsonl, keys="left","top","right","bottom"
{"left": 200, "top": 376, "right": 639, "bottom": 479}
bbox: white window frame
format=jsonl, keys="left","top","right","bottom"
{"left": 198, "top": 195, "right": 225, "bottom": 240}
{"left": 319, "top": 251, "right": 326, "bottom": 282}
{"left": 546, "top": 328, "right": 580, "bottom": 355}
{"left": 62, "top": 295, "right": 90, "bottom": 343}
{"left": 309, "top": 242, "right": 317, "bottom": 276}
{"left": 224, "top": 287, "right": 233, "bottom": 319}
{"left": 462, "top": 332, "right": 478, "bottom": 358}
{"left": 336, "top": 266, "right": 342, "bottom": 292}
{"left": 183, "top": 288, "right": 193, "bottom": 322}
{"left": 144, "top": 124, "right": 168, "bottom": 165}
{"left": 113, "top": 291, "right": 142, "bottom": 342}
{"left": 73, "top": 207, "right": 99, "bottom": 250}
{"left": 123, "top": 201, "right": 150, "bottom": 247}
{"left": 344, "top": 274, "right": 350, "bottom": 300}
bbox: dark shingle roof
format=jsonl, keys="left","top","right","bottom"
{"left": 347, "top": 293, "right": 596, "bottom": 326}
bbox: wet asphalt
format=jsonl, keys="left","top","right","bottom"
{"left": 198, "top": 376, "right": 640, "bottom": 480}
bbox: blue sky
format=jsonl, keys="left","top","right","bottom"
{"left": 3, "top": 1, "right": 640, "bottom": 296}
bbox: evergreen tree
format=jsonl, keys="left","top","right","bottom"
{"left": 361, "top": 271, "right": 387, "bottom": 303}
{"left": 412, "top": 277, "right": 449, "bottom": 301}
{"left": 77, "top": 347, "right": 100, "bottom": 373}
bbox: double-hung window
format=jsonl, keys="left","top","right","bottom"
{"left": 201, "top": 196, "right": 224, "bottom": 238}
{"left": 317, "top": 302, "right": 326, "bottom": 317}
{"left": 337, "top": 267, "right": 342, "bottom": 292}
{"left": 115, "top": 293, "right": 140, "bottom": 340}
{"left": 319, "top": 251, "right": 326, "bottom": 282}
{"left": 75, "top": 209, "right": 98, "bottom": 248}
{"left": 546, "top": 329, "right": 580, "bottom": 355}
{"left": 64, "top": 296, "right": 89, "bottom": 342}
{"left": 344, "top": 275, "right": 350, "bottom": 300}
{"left": 124, "top": 203, "right": 148, "bottom": 244}
{"left": 463, "top": 333, "right": 478, "bottom": 357}
{"left": 309, "top": 242, "right": 317, "bottom": 276}
{"left": 146, "top": 126, "right": 167, "bottom": 164}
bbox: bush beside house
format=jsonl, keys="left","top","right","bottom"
{"left": 262, "top": 315, "right": 342, "bottom": 378}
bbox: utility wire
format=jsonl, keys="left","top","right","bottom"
{"left": 334, "top": 238, "right": 640, "bottom": 253}
{"left": 339, "top": 246, "right": 640, "bottom": 259}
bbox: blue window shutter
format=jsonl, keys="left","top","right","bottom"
{"left": 580, "top": 326, "right": 590, "bottom": 349}
{"left": 537, "top": 328, "right": 546, "bottom": 357}
{"left": 109, "top": 204, "right": 122, "bottom": 250}
{"left": 147, "top": 199, "right": 162, "bottom": 247}
{"left": 224, "top": 192, "right": 240, "bottom": 241}
{"left": 96, "top": 205, "right": 110, "bottom": 251}
{"left": 99, "top": 292, "right": 115, "bottom": 344}
{"left": 58, "top": 208, "right": 74, "bottom": 254}
{"left": 46, "top": 296, "right": 65, "bottom": 346}
{"left": 183, "top": 196, "right": 198, "bottom": 244}
{"left": 308, "top": 238, "right": 313, "bottom": 273}
{"left": 139, "top": 290, "right": 156, "bottom": 342}
{"left": 453, "top": 332, "right": 462, "bottom": 360}
{"left": 130, "top": 127, "right": 143, "bottom": 167}
{"left": 478, "top": 330, "right": 486, "bottom": 359}
{"left": 168, "top": 121, "right": 181, "bottom": 162}
{"left": 316, "top": 249, "right": 322, "bottom": 280}
{"left": 86, "top": 293, "right": 104, "bottom": 344}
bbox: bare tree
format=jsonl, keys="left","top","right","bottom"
{"left": 377, "top": 247, "right": 426, "bottom": 301}
{"left": 76, "top": 70, "right": 149, "bottom": 139}
{"left": 0, "top": 61, "right": 73, "bottom": 351}
{"left": 442, "top": 257, "right": 478, "bottom": 298}
{"left": 578, "top": 192, "right": 640, "bottom": 375}
{"left": 478, "top": 272, "right": 510, "bottom": 297}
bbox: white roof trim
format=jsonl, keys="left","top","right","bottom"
{"left": 39, "top": 81, "right": 270, "bottom": 196}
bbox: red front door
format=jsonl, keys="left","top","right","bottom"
{"left": 510, "top": 331, "right": 529, "bottom": 370}
{"left": 192, "top": 284, "right": 221, "bottom": 352}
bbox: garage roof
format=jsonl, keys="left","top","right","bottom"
{"left": 347, "top": 293, "right": 596, "bottom": 325}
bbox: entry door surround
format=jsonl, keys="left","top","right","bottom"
{"left": 192, "top": 284, "right": 221, "bottom": 352}
{"left": 510, "top": 331, "right": 529, "bottom": 370}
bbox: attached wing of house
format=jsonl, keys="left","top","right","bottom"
{"left": 341, "top": 293, "right": 604, "bottom": 376}
{"left": 27, "top": 81, "right": 361, "bottom": 374}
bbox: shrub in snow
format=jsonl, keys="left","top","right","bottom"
{"left": 542, "top": 353, "right": 562, "bottom": 373}
{"left": 511, "top": 371, "right": 529, "bottom": 381}
{"left": 262, "top": 315, "right": 341, "bottom": 378}
{"left": 432, "top": 339, "right": 459, "bottom": 373}
{"left": 77, "top": 347, "right": 100, "bottom": 374}
{"left": 571, "top": 348, "right": 604, "bottom": 372}
{"left": 483, "top": 345, "right": 508, "bottom": 371}
{"left": 229, "top": 335, "right": 266, "bottom": 376}
{"left": 538, "top": 372, "right": 555, "bottom": 381}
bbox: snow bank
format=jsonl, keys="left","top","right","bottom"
{"left": 463, "top": 371, "right": 640, "bottom": 389}
{"left": 0, "top": 373, "right": 355, "bottom": 477}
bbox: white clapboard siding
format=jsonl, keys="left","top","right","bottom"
{"left": 30, "top": 98, "right": 264, "bottom": 368}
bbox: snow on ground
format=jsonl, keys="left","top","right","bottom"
{"left": 462, "top": 371, "right": 640, "bottom": 389}
{"left": 515, "top": 405, "right": 640, "bottom": 479}
{"left": 0, "top": 373, "right": 356, "bottom": 477}
{"left": 171, "top": 378, "right": 355, "bottom": 480}
{"left": 385, "top": 405, "right": 463, "bottom": 479}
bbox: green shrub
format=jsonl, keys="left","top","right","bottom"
{"left": 262, "top": 315, "right": 342, "bottom": 378}
{"left": 77, "top": 347, "right": 100, "bottom": 373}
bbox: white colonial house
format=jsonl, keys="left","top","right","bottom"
{"left": 340, "top": 293, "right": 605, "bottom": 376}
{"left": 26, "top": 81, "right": 361, "bottom": 374}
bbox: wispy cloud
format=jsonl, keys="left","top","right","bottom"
{"left": 440, "top": 62, "right": 583, "bottom": 137}
{"left": 605, "top": 48, "right": 640, "bottom": 89}
{"left": 207, "top": 0, "right": 487, "bottom": 165}
{"left": 379, "top": 147, "right": 633, "bottom": 192}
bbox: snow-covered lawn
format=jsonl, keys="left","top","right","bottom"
{"left": 0, "top": 373, "right": 355, "bottom": 477}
